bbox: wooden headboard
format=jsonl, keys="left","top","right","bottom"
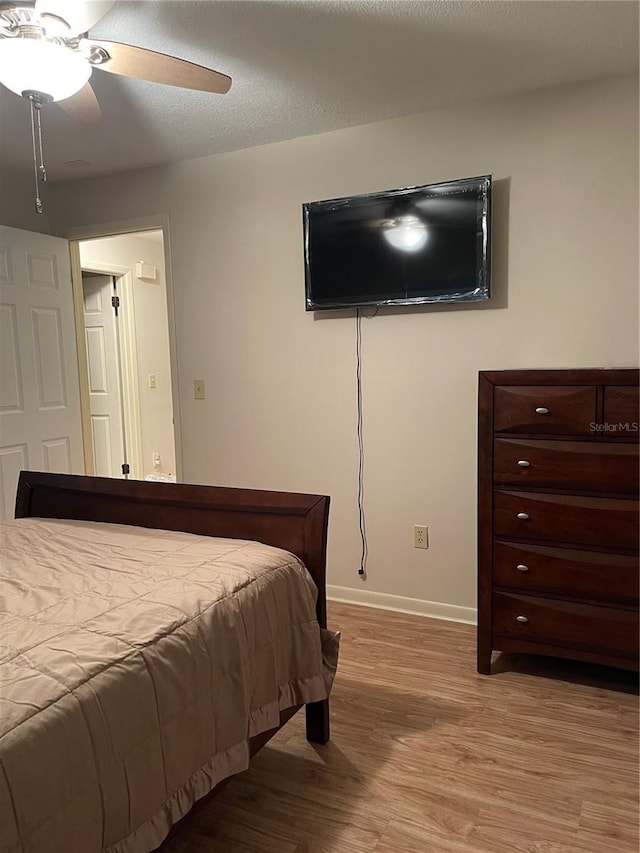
{"left": 15, "top": 471, "right": 330, "bottom": 627}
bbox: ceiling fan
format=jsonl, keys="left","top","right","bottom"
{"left": 0, "top": 0, "right": 232, "bottom": 210}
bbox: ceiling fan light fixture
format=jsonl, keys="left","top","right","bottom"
{"left": 39, "top": 13, "right": 72, "bottom": 39}
{"left": 34, "top": 0, "right": 116, "bottom": 38}
{"left": 0, "top": 37, "right": 91, "bottom": 101}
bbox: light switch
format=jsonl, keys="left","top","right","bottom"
{"left": 194, "top": 379, "right": 205, "bottom": 400}
{"left": 148, "top": 374, "right": 156, "bottom": 389}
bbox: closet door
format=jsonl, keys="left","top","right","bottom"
{"left": 82, "top": 273, "right": 126, "bottom": 478}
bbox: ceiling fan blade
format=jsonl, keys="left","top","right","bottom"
{"left": 35, "top": 0, "right": 115, "bottom": 35}
{"left": 84, "top": 39, "right": 232, "bottom": 94}
{"left": 57, "top": 80, "right": 102, "bottom": 123}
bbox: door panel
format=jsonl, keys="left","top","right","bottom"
{"left": 42, "top": 436, "right": 72, "bottom": 471}
{"left": 32, "top": 307, "right": 68, "bottom": 407}
{"left": 0, "top": 225, "right": 84, "bottom": 519}
{"left": 86, "top": 326, "right": 109, "bottom": 393}
{"left": 0, "top": 444, "right": 28, "bottom": 520}
{"left": 91, "top": 414, "right": 114, "bottom": 476}
{"left": 0, "top": 304, "right": 23, "bottom": 412}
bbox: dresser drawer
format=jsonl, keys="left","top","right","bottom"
{"left": 493, "top": 591, "right": 639, "bottom": 660}
{"left": 603, "top": 386, "right": 639, "bottom": 432}
{"left": 494, "top": 439, "right": 639, "bottom": 493}
{"left": 494, "top": 386, "right": 596, "bottom": 434}
{"left": 493, "top": 540, "right": 639, "bottom": 604}
{"left": 494, "top": 490, "right": 639, "bottom": 550}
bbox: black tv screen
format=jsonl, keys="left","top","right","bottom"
{"left": 303, "top": 175, "right": 491, "bottom": 311}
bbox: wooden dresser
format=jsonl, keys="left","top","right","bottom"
{"left": 478, "top": 368, "right": 639, "bottom": 674}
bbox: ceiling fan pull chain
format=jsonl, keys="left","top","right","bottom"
{"left": 28, "top": 96, "right": 43, "bottom": 215}
{"left": 35, "top": 98, "right": 47, "bottom": 185}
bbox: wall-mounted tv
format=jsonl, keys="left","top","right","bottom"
{"left": 303, "top": 175, "right": 491, "bottom": 311}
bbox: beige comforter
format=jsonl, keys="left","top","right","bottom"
{"left": 0, "top": 518, "right": 337, "bottom": 853}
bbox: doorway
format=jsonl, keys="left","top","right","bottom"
{"left": 76, "top": 229, "right": 177, "bottom": 482}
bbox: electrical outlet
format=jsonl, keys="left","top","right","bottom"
{"left": 194, "top": 379, "right": 205, "bottom": 400}
{"left": 414, "top": 525, "right": 429, "bottom": 550}
{"left": 148, "top": 374, "right": 156, "bottom": 389}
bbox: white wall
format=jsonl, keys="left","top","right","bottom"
{"left": 0, "top": 168, "right": 52, "bottom": 234}
{"left": 49, "top": 74, "right": 639, "bottom": 617}
{"left": 79, "top": 234, "right": 177, "bottom": 478}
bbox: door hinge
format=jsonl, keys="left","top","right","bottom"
{"left": 112, "top": 295, "right": 120, "bottom": 314}
{"left": 121, "top": 462, "right": 130, "bottom": 476}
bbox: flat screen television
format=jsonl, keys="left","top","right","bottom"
{"left": 303, "top": 175, "right": 491, "bottom": 311}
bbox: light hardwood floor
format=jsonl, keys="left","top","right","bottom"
{"left": 157, "top": 601, "right": 639, "bottom": 853}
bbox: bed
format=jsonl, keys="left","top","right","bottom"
{"left": 0, "top": 471, "right": 338, "bottom": 853}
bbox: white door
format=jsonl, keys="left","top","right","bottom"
{"left": 82, "top": 273, "right": 126, "bottom": 477}
{"left": 0, "top": 225, "right": 84, "bottom": 520}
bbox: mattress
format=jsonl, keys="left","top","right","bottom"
{"left": 0, "top": 518, "right": 338, "bottom": 853}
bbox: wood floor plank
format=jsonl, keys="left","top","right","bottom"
{"left": 156, "top": 601, "right": 638, "bottom": 853}
{"left": 577, "top": 798, "right": 640, "bottom": 848}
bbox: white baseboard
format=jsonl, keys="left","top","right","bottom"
{"left": 326, "top": 584, "right": 477, "bottom": 625}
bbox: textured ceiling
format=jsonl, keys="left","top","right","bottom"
{"left": 0, "top": 0, "right": 638, "bottom": 181}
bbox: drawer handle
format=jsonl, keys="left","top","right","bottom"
{"left": 535, "top": 406, "right": 549, "bottom": 415}
{"left": 516, "top": 615, "right": 529, "bottom": 624}
{"left": 517, "top": 460, "right": 530, "bottom": 468}
{"left": 516, "top": 564, "right": 529, "bottom": 572}
{"left": 516, "top": 512, "right": 530, "bottom": 520}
